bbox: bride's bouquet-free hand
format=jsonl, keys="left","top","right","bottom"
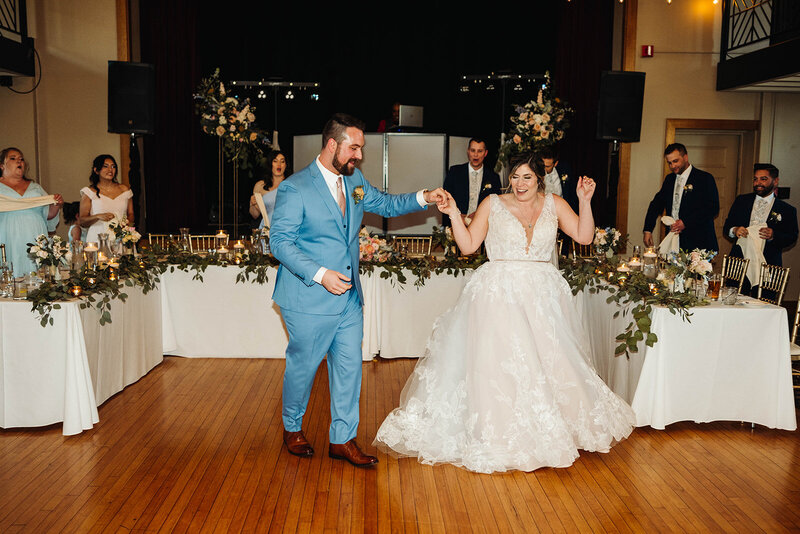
{"left": 107, "top": 215, "right": 142, "bottom": 246}
{"left": 27, "top": 234, "right": 69, "bottom": 268}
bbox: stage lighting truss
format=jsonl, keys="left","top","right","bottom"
{"left": 458, "top": 73, "right": 547, "bottom": 94}
{"left": 230, "top": 79, "right": 321, "bottom": 102}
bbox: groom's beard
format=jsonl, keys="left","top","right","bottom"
{"left": 333, "top": 147, "right": 358, "bottom": 176}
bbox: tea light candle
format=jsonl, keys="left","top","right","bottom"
{"left": 70, "top": 285, "right": 82, "bottom": 297}
{"left": 233, "top": 256, "right": 242, "bottom": 265}
{"left": 215, "top": 230, "right": 227, "bottom": 238}
{"left": 233, "top": 241, "right": 244, "bottom": 250}
{"left": 218, "top": 246, "right": 229, "bottom": 254}
{"left": 628, "top": 258, "right": 642, "bottom": 270}
{"left": 616, "top": 263, "right": 630, "bottom": 273}
{"left": 87, "top": 276, "right": 97, "bottom": 286}
{"left": 648, "top": 282, "right": 658, "bottom": 295}
{"left": 84, "top": 244, "right": 98, "bottom": 252}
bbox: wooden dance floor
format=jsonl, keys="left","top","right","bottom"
{"left": 1, "top": 357, "right": 799, "bottom": 532}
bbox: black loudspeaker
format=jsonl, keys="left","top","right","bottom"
{"left": 596, "top": 71, "right": 645, "bottom": 143}
{"left": 108, "top": 61, "right": 155, "bottom": 134}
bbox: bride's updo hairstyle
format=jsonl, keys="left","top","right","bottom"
{"left": 506, "top": 153, "right": 546, "bottom": 193}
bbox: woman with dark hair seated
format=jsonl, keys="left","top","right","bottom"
{"left": 62, "top": 201, "right": 84, "bottom": 242}
{"left": 79, "top": 154, "right": 134, "bottom": 243}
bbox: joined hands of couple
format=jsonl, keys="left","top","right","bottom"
{"left": 320, "top": 187, "right": 451, "bottom": 295}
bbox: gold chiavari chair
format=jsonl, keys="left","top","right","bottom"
{"left": 392, "top": 235, "right": 432, "bottom": 258}
{"left": 756, "top": 263, "right": 790, "bottom": 306}
{"left": 572, "top": 241, "right": 593, "bottom": 259}
{"left": 721, "top": 254, "right": 750, "bottom": 294}
{"left": 147, "top": 233, "right": 170, "bottom": 249}
{"left": 189, "top": 235, "right": 217, "bottom": 253}
{"left": 791, "top": 295, "right": 800, "bottom": 391}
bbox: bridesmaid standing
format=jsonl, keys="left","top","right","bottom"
{"left": 79, "top": 154, "right": 134, "bottom": 244}
{"left": 0, "top": 147, "right": 63, "bottom": 276}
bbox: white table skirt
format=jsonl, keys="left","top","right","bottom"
{"left": 576, "top": 289, "right": 797, "bottom": 431}
{"left": 0, "top": 285, "right": 163, "bottom": 435}
{"left": 160, "top": 266, "right": 471, "bottom": 360}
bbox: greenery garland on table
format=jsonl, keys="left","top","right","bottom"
{"left": 26, "top": 234, "right": 703, "bottom": 360}
{"left": 558, "top": 255, "right": 706, "bottom": 357}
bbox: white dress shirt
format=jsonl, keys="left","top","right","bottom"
{"left": 671, "top": 165, "right": 693, "bottom": 220}
{"left": 728, "top": 192, "right": 776, "bottom": 238}
{"left": 312, "top": 156, "right": 427, "bottom": 284}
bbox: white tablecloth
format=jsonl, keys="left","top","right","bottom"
{"left": 159, "top": 266, "right": 471, "bottom": 360}
{"left": 576, "top": 289, "right": 797, "bottom": 431}
{"left": 0, "top": 285, "right": 163, "bottom": 435}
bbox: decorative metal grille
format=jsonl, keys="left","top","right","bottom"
{"left": 0, "top": 0, "right": 25, "bottom": 39}
{"left": 724, "top": 0, "right": 773, "bottom": 57}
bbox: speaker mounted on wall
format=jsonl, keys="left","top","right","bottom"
{"left": 108, "top": 61, "right": 155, "bottom": 135}
{"left": 596, "top": 70, "right": 645, "bottom": 143}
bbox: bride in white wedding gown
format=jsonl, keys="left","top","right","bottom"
{"left": 374, "top": 154, "right": 635, "bottom": 474}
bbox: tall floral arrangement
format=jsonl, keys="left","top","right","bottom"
{"left": 27, "top": 234, "right": 68, "bottom": 267}
{"left": 665, "top": 249, "right": 716, "bottom": 281}
{"left": 496, "top": 75, "right": 573, "bottom": 171}
{"left": 193, "top": 68, "right": 270, "bottom": 166}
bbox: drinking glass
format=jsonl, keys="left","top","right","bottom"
{"left": 707, "top": 273, "right": 722, "bottom": 300}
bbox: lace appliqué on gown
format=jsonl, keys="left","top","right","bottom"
{"left": 374, "top": 194, "right": 635, "bottom": 473}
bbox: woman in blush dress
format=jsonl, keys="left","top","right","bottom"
{"left": 79, "top": 154, "right": 134, "bottom": 244}
{"left": 374, "top": 153, "right": 635, "bottom": 474}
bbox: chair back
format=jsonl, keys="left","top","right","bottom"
{"left": 721, "top": 255, "right": 749, "bottom": 294}
{"left": 572, "top": 242, "right": 593, "bottom": 259}
{"left": 791, "top": 291, "right": 800, "bottom": 345}
{"left": 756, "top": 263, "right": 790, "bottom": 306}
{"left": 190, "top": 235, "right": 217, "bottom": 253}
{"left": 147, "top": 233, "right": 170, "bottom": 249}
{"left": 392, "top": 235, "right": 432, "bottom": 258}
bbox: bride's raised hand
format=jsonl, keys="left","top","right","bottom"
{"left": 576, "top": 176, "right": 596, "bottom": 202}
{"left": 438, "top": 191, "right": 459, "bottom": 216}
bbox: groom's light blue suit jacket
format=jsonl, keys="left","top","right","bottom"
{"left": 270, "top": 160, "right": 425, "bottom": 315}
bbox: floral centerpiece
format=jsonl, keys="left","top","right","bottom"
{"left": 496, "top": 75, "right": 573, "bottom": 171}
{"left": 593, "top": 227, "right": 626, "bottom": 257}
{"left": 663, "top": 248, "right": 716, "bottom": 292}
{"left": 107, "top": 215, "right": 141, "bottom": 250}
{"left": 27, "top": 234, "right": 68, "bottom": 268}
{"left": 359, "top": 227, "right": 395, "bottom": 262}
{"left": 194, "top": 68, "right": 270, "bottom": 163}
{"left": 432, "top": 225, "right": 457, "bottom": 256}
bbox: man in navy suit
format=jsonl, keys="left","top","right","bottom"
{"left": 442, "top": 137, "right": 502, "bottom": 226}
{"left": 643, "top": 143, "right": 720, "bottom": 252}
{"left": 540, "top": 145, "right": 577, "bottom": 255}
{"left": 723, "top": 163, "right": 798, "bottom": 293}
{"left": 270, "top": 113, "right": 447, "bottom": 466}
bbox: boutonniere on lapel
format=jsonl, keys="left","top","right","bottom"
{"left": 768, "top": 210, "right": 782, "bottom": 223}
{"left": 560, "top": 174, "right": 568, "bottom": 183}
{"left": 683, "top": 184, "right": 694, "bottom": 192}
{"left": 482, "top": 182, "right": 492, "bottom": 191}
{"left": 352, "top": 185, "right": 364, "bottom": 205}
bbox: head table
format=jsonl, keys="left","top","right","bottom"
{"left": 1, "top": 262, "right": 795, "bottom": 434}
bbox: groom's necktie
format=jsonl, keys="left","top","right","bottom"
{"left": 336, "top": 177, "right": 346, "bottom": 218}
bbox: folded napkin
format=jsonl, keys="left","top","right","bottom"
{"left": 658, "top": 215, "right": 679, "bottom": 255}
{"left": 737, "top": 223, "right": 766, "bottom": 286}
{"left": 0, "top": 194, "right": 56, "bottom": 213}
{"left": 255, "top": 193, "right": 269, "bottom": 228}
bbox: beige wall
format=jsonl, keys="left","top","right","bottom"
{"left": 0, "top": 0, "right": 120, "bottom": 238}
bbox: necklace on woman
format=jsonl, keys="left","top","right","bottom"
{"left": 517, "top": 197, "right": 539, "bottom": 228}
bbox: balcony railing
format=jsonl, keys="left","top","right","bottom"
{"left": 0, "top": 0, "right": 27, "bottom": 43}
{"left": 721, "top": 0, "right": 800, "bottom": 61}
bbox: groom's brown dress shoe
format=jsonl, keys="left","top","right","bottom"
{"left": 328, "top": 439, "right": 378, "bottom": 467}
{"left": 283, "top": 430, "right": 314, "bottom": 457}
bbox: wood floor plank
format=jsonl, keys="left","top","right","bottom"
{"left": 1, "top": 357, "right": 798, "bottom": 533}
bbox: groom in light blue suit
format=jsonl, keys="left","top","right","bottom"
{"left": 270, "top": 113, "right": 447, "bottom": 466}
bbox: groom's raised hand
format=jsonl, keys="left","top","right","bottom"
{"left": 321, "top": 270, "right": 352, "bottom": 295}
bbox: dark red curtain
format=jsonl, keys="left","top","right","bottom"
{"left": 554, "top": 0, "right": 617, "bottom": 226}
{"left": 138, "top": 0, "right": 205, "bottom": 234}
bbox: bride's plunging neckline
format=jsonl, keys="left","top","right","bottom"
{"left": 496, "top": 194, "right": 548, "bottom": 253}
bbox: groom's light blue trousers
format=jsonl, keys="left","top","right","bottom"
{"left": 280, "top": 289, "right": 363, "bottom": 445}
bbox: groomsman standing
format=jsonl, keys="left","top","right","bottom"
{"left": 723, "top": 163, "right": 798, "bottom": 293}
{"left": 643, "top": 143, "right": 720, "bottom": 252}
{"left": 442, "top": 137, "right": 502, "bottom": 227}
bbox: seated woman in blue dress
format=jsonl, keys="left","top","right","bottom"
{"left": 0, "top": 147, "right": 63, "bottom": 276}
{"left": 248, "top": 150, "right": 291, "bottom": 228}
